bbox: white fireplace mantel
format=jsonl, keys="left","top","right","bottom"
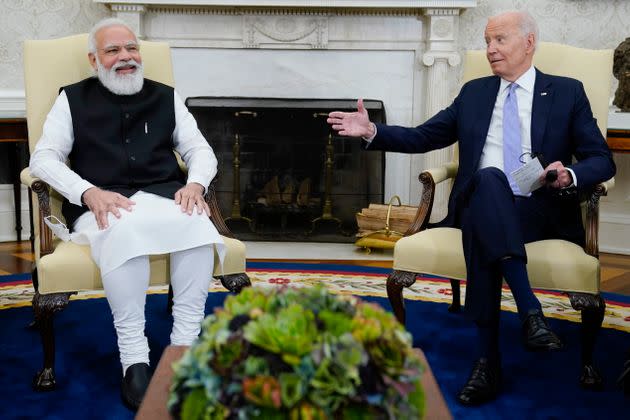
{"left": 96, "top": 1, "right": 477, "bottom": 9}
{"left": 98, "top": 0, "right": 477, "bottom": 216}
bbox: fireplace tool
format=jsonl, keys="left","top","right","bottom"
{"left": 308, "top": 114, "right": 347, "bottom": 235}
{"left": 223, "top": 111, "right": 256, "bottom": 230}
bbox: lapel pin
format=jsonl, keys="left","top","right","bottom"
{"left": 541, "top": 92, "right": 548, "bottom": 96}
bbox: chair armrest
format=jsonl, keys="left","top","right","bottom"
{"left": 584, "top": 178, "right": 614, "bottom": 258}
{"left": 404, "top": 161, "right": 459, "bottom": 236}
{"left": 204, "top": 176, "right": 236, "bottom": 238}
{"left": 21, "top": 167, "right": 55, "bottom": 257}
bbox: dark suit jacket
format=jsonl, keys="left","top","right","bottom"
{"left": 369, "top": 69, "right": 616, "bottom": 241}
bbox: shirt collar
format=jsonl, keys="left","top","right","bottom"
{"left": 499, "top": 65, "right": 536, "bottom": 94}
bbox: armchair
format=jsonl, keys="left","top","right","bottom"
{"left": 22, "top": 34, "right": 250, "bottom": 390}
{"left": 386, "top": 42, "right": 614, "bottom": 389}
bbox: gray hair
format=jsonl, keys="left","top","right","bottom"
{"left": 88, "top": 18, "right": 136, "bottom": 54}
{"left": 491, "top": 10, "right": 539, "bottom": 51}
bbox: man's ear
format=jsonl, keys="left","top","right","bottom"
{"left": 526, "top": 33, "right": 536, "bottom": 54}
{"left": 88, "top": 52, "right": 97, "bottom": 70}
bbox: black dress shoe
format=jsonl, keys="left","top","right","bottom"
{"left": 457, "top": 358, "right": 502, "bottom": 406}
{"left": 522, "top": 310, "right": 563, "bottom": 351}
{"left": 121, "top": 363, "right": 153, "bottom": 411}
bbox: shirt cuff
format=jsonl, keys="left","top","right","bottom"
{"left": 71, "top": 180, "right": 95, "bottom": 206}
{"left": 362, "top": 122, "right": 377, "bottom": 143}
{"left": 187, "top": 178, "right": 208, "bottom": 195}
{"left": 565, "top": 167, "right": 577, "bottom": 188}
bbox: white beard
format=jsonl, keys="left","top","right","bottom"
{"left": 96, "top": 56, "right": 144, "bottom": 96}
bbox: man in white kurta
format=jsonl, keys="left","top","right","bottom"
{"left": 29, "top": 18, "right": 224, "bottom": 410}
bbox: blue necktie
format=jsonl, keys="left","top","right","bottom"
{"left": 503, "top": 83, "right": 521, "bottom": 194}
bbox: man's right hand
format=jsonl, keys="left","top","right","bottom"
{"left": 81, "top": 187, "right": 135, "bottom": 230}
{"left": 327, "top": 98, "right": 374, "bottom": 138}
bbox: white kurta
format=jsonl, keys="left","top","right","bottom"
{"left": 30, "top": 86, "right": 225, "bottom": 276}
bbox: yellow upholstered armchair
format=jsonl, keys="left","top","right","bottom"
{"left": 386, "top": 42, "right": 614, "bottom": 389}
{"left": 21, "top": 34, "right": 250, "bottom": 390}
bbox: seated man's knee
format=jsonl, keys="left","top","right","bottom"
{"left": 473, "top": 167, "right": 510, "bottom": 188}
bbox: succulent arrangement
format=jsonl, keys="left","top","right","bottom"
{"left": 168, "top": 286, "right": 424, "bottom": 419}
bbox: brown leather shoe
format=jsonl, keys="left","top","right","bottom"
{"left": 457, "top": 358, "right": 502, "bottom": 406}
{"left": 121, "top": 363, "right": 152, "bottom": 411}
{"left": 522, "top": 310, "right": 563, "bottom": 351}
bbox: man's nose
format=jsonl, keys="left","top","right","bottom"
{"left": 118, "top": 48, "right": 132, "bottom": 61}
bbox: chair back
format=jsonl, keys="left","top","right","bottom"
{"left": 23, "top": 33, "right": 174, "bottom": 257}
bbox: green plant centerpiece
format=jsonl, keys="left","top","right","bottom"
{"left": 168, "top": 286, "right": 425, "bottom": 419}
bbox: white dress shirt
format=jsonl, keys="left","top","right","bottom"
{"left": 480, "top": 65, "right": 576, "bottom": 186}
{"left": 479, "top": 66, "right": 535, "bottom": 171}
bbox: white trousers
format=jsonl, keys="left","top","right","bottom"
{"left": 101, "top": 245, "right": 214, "bottom": 373}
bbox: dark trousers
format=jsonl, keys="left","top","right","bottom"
{"left": 457, "top": 167, "right": 583, "bottom": 323}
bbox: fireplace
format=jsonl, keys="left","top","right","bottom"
{"left": 187, "top": 98, "right": 385, "bottom": 242}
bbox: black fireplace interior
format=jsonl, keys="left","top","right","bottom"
{"left": 186, "top": 97, "right": 385, "bottom": 242}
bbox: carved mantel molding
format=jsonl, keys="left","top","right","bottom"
{"left": 96, "top": 1, "right": 477, "bottom": 14}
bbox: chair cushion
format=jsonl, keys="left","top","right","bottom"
{"left": 393, "top": 228, "right": 599, "bottom": 293}
{"left": 37, "top": 236, "right": 246, "bottom": 294}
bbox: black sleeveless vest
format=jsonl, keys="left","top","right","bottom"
{"left": 62, "top": 77, "right": 184, "bottom": 228}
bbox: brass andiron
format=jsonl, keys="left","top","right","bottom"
{"left": 309, "top": 116, "right": 345, "bottom": 235}
{"left": 224, "top": 111, "right": 256, "bottom": 228}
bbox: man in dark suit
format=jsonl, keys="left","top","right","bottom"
{"left": 328, "top": 10, "right": 616, "bottom": 405}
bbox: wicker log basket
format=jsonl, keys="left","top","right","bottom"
{"left": 354, "top": 196, "right": 417, "bottom": 253}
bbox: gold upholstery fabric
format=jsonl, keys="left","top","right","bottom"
{"left": 394, "top": 229, "right": 599, "bottom": 293}
{"left": 36, "top": 237, "right": 246, "bottom": 294}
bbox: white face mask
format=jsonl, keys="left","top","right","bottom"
{"left": 95, "top": 55, "right": 144, "bottom": 95}
{"left": 43, "top": 215, "right": 72, "bottom": 242}
{"left": 43, "top": 215, "right": 90, "bottom": 245}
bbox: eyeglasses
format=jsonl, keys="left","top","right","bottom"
{"left": 99, "top": 43, "right": 140, "bottom": 56}
{"left": 519, "top": 152, "right": 548, "bottom": 167}
{"left": 518, "top": 152, "right": 536, "bottom": 165}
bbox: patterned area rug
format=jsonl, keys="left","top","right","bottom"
{"left": 2, "top": 262, "right": 629, "bottom": 332}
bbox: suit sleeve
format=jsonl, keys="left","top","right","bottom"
{"left": 568, "top": 81, "right": 616, "bottom": 189}
{"left": 367, "top": 84, "right": 464, "bottom": 153}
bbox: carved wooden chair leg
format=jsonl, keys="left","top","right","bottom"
{"left": 386, "top": 270, "right": 417, "bottom": 325}
{"left": 569, "top": 292, "right": 605, "bottom": 390}
{"left": 32, "top": 291, "right": 74, "bottom": 391}
{"left": 219, "top": 273, "right": 251, "bottom": 294}
{"left": 167, "top": 284, "right": 174, "bottom": 315}
{"left": 28, "top": 267, "right": 40, "bottom": 330}
{"left": 448, "top": 279, "right": 462, "bottom": 313}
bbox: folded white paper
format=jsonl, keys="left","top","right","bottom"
{"left": 511, "top": 157, "right": 544, "bottom": 194}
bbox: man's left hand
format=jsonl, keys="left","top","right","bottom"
{"left": 174, "top": 183, "right": 210, "bottom": 216}
{"left": 540, "top": 161, "right": 573, "bottom": 189}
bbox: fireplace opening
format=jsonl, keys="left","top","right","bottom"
{"left": 186, "top": 98, "right": 385, "bottom": 243}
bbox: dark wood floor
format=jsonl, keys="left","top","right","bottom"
{"left": 1, "top": 241, "right": 629, "bottom": 295}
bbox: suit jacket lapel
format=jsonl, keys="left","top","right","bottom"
{"left": 531, "top": 68, "right": 553, "bottom": 155}
{"left": 471, "top": 76, "right": 500, "bottom": 169}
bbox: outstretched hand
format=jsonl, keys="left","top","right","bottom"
{"left": 175, "top": 182, "right": 210, "bottom": 216}
{"left": 327, "top": 98, "right": 374, "bottom": 138}
{"left": 81, "top": 187, "right": 135, "bottom": 230}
